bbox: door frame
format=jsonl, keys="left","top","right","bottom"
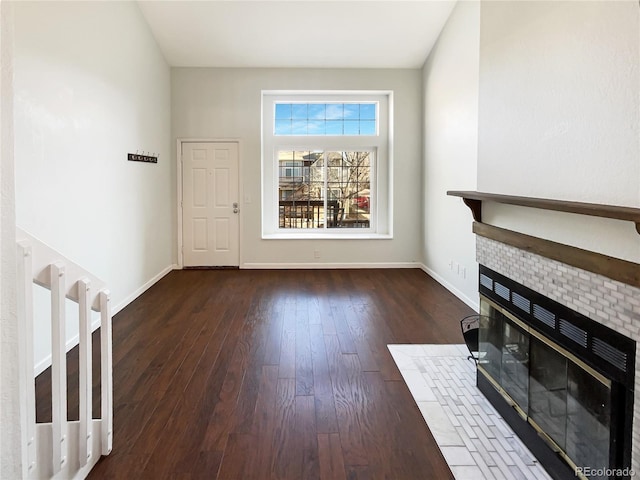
{"left": 176, "top": 138, "right": 243, "bottom": 269}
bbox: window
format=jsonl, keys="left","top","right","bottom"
{"left": 277, "top": 150, "right": 372, "bottom": 229}
{"left": 274, "top": 103, "right": 377, "bottom": 136}
{"left": 262, "top": 92, "right": 392, "bottom": 238}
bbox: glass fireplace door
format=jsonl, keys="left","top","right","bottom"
{"left": 479, "top": 294, "right": 615, "bottom": 477}
{"left": 479, "top": 298, "right": 530, "bottom": 413}
{"left": 478, "top": 310, "right": 503, "bottom": 382}
{"left": 501, "top": 321, "right": 529, "bottom": 413}
{"left": 566, "top": 362, "right": 612, "bottom": 478}
{"left": 529, "top": 338, "right": 568, "bottom": 450}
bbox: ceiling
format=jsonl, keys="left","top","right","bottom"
{"left": 136, "top": 1, "right": 457, "bottom": 69}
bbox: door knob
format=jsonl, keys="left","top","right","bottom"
{"left": 233, "top": 202, "right": 239, "bottom": 214}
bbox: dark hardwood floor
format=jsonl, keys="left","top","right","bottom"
{"left": 37, "top": 268, "right": 475, "bottom": 479}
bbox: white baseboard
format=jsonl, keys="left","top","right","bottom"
{"left": 241, "top": 262, "right": 419, "bottom": 269}
{"left": 112, "top": 264, "right": 177, "bottom": 315}
{"left": 419, "top": 263, "right": 479, "bottom": 312}
{"left": 34, "top": 264, "right": 178, "bottom": 377}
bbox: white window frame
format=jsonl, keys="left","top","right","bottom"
{"left": 261, "top": 90, "right": 393, "bottom": 239}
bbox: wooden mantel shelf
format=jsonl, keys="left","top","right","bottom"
{"left": 447, "top": 190, "right": 640, "bottom": 235}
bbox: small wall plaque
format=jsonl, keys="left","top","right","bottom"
{"left": 128, "top": 153, "right": 158, "bottom": 164}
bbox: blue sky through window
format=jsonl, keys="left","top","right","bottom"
{"left": 275, "top": 103, "right": 377, "bottom": 135}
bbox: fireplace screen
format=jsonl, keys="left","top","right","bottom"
{"left": 479, "top": 296, "right": 613, "bottom": 477}
{"left": 566, "top": 361, "right": 611, "bottom": 477}
{"left": 479, "top": 309, "right": 529, "bottom": 414}
{"left": 529, "top": 338, "right": 569, "bottom": 450}
{"left": 501, "top": 319, "right": 530, "bottom": 413}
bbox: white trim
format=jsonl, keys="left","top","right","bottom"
{"left": 386, "top": 91, "right": 394, "bottom": 238}
{"left": 261, "top": 91, "right": 392, "bottom": 238}
{"left": 419, "top": 263, "right": 479, "bottom": 312}
{"left": 263, "top": 89, "right": 394, "bottom": 96}
{"left": 33, "top": 264, "right": 177, "bottom": 377}
{"left": 262, "top": 233, "right": 392, "bottom": 240}
{"left": 177, "top": 138, "right": 243, "bottom": 268}
{"left": 242, "top": 262, "right": 418, "bottom": 270}
{"left": 176, "top": 139, "right": 183, "bottom": 268}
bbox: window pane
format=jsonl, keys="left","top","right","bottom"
{"left": 308, "top": 104, "right": 326, "bottom": 119}
{"left": 344, "top": 120, "right": 360, "bottom": 135}
{"left": 277, "top": 150, "right": 373, "bottom": 229}
{"left": 360, "top": 103, "right": 376, "bottom": 120}
{"left": 325, "top": 104, "right": 344, "bottom": 120}
{"left": 274, "top": 102, "right": 377, "bottom": 136}
{"left": 292, "top": 104, "right": 308, "bottom": 119}
{"left": 326, "top": 121, "right": 343, "bottom": 135}
{"left": 279, "top": 150, "right": 324, "bottom": 229}
{"left": 275, "top": 119, "right": 292, "bottom": 135}
{"left": 275, "top": 103, "right": 292, "bottom": 119}
{"left": 343, "top": 104, "right": 359, "bottom": 119}
{"left": 326, "top": 151, "right": 371, "bottom": 229}
{"left": 308, "top": 120, "right": 325, "bottom": 135}
{"left": 360, "top": 120, "right": 376, "bottom": 135}
{"left": 292, "top": 120, "right": 307, "bottom": 135}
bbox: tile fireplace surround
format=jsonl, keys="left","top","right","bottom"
{"left": 476, "top": 236, "right": 640, "bottom": 472}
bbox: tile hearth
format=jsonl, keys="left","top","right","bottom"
{"left": 388, "top": 344, "right": 552, "bottom": 480}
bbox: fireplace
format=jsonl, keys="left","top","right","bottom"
{"left": 477, "top": 265, "right": 635, "bottom": 480}
{"left": 446, "top": 190, "right": 640, "bottom": 478}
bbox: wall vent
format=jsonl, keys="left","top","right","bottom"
{"left": 533, "top": 304, "right": 556, "bottom": 329}
{"left": 512, "top": 292, "right": 531, "bottom": 314}
{"left": 494, "top": 282, "right": 510, "bottom": 301}
{"left": 559, "top": 319, "right": 587, "bottom": 348}
{"left": 592, "top": 338, "right": 628, "bottom": 373}
{"left": 480, "top": 274, "right": 493, "bottom": 290}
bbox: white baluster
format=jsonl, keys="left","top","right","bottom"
{"left": 78, "top": 278, "right": 92, "bottom": 466}
{"left": 50, "top": 262, "right": 67, "bottom": 473}
{"left": 17, "top": 241, "right": 37, "bottom": 477}
{"left": 100, "top": 290, "right": 113, "bottom": 454}
{"left": 16, "top": 229, "right": 115, "bottom": 478}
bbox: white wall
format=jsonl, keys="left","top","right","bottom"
{"left": 13, "top": 1, "right": 173, "bottom": 371}
{"left": 478, "top": 0, "right": 640, "bottom": 263}
{"left": 171, "top": 68, "right": 423, "bottom": 267}
{"left": 421, "top": 0, "right": 640, "bottom": 307}
{"left": 1, "top": 0, "right": 22, "bottom": 476}
{"left": 422, "top": 1, "right": 481, "bottom": 310}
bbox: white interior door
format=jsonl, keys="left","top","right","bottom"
{"left": 182, "top": 142, "right": 239, "bottom": 267}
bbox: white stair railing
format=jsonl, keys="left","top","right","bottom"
{"left": 16, "top": 228, "right": 113, "bottom": 480}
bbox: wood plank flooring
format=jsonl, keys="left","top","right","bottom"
{"left": 37, "top": 268, "right": 475, "bottom": 479}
